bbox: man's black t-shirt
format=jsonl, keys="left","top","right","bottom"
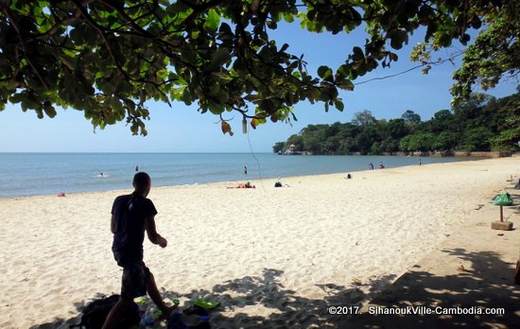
{"left": 111, "top": 193, "right": 157, "bottom": 265}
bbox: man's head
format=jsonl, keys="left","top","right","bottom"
{"left": 133, "top": 172, "right": 151, "bottom": 196}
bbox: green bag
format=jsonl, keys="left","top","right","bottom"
{"left": 193, "top": 298, "right": 220, "bottom": 311}
{"left": 494, "top": 192, "right": 513, "bottom": 206}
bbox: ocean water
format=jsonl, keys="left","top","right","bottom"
{"left": 0, "top": 153, "right": 472, "bottom": 197}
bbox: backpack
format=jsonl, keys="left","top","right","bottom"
{"left": 167, "top": 306, "right": 211, "bottom": 329}
{"left": 70, "top": 294, "right": 140, "bottom": 329}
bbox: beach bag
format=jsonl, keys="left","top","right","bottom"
{"left": 70, "top": 294, "right": 139, "bottom": 329}
{"left": 168, "top": 306, "right": 211, "bottom": 329}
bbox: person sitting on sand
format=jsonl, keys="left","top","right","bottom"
{"left": 274, "top": 177, "right": 290, "bottom": 188}
{"left": 102, "top": 172, "right": 174, "bottom": 329}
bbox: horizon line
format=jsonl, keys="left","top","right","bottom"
{"left": 0, "top": 151, "right": 274, "bottom": 154}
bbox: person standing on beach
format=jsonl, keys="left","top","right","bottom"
{"left": 369, "top": 162, "right": 374, "bottom": 170}
{"left": 102, "top": 172, "right": 174, "bottom": 329}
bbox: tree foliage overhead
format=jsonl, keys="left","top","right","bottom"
{"left": 0, "top": 0, "right": 517, "bottom": 135}
{"left": 274, "top": 92, "right": 520, "bottom": 155}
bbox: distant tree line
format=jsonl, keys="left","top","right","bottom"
{"left": 273, "top": 92, "right": 520, "bottom": 155}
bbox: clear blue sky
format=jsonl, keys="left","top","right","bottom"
{"left": 0, "top": 22, "right": 516, "bottom": 153}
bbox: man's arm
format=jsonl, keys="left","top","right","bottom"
{"left": 110, "top": 197, "right": 120, "bottom": 234}
{"left": 144, "top": 216, "right": 167, "bottom": 248}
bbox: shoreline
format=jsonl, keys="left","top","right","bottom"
{"left": 278, "top": 151, "right": 513, "bottom": 158}
{"left": 0, "top": 156, "right": 484, "bottom": 200}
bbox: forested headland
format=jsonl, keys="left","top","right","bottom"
{"left": 273, "top": 92, "right": 520, "bottom": 155}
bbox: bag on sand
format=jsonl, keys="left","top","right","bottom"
{"left": 70, "top": 294, "right": 139, "bottom": 329}
{"left": 168, "top": 306, "right": 211, "bottom": 329}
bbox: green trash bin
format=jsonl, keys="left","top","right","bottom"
{"left": 494, "top": 192, "right": 513, "bottom": 222}
{"left": 494, "top": 192, "right": 513, "bottom": 206}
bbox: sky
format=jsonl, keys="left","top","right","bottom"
{"left": 0, "top": 21, "right": 517, "bottom": 153}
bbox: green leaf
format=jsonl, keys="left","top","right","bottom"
{"left": 352, "top": 47, "right": 364, "bottom": 60}
{"left": 211, "top": 71, "right": 233, "bottom": 82}
{"left": 204, "top": 9, "right": 220, "bottom": 31}
{"left": 208, "top": 48, "right": 230, "bottom": 70}
{"left": 251, "top": 116, "right": 266, "bottom": 129}
{"left": 44, "top": 105, "right": 57, "bottom": 118}
{"left": 283, "top": 13, "right": 294, "bottom": 23}
{"left": 336, "top": 79, "right": 354, "bottom": 91}
{"left": 389, "top": 30, "right": 408, "bottom": 50}
{"left": 334, "top": 100, "right": 344, "bottom": 111}
{"left": 317, "top": 66, "right": 333, "bottom": 80}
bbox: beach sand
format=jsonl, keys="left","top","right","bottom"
{"left": 0, "top": 157, "right": 518, "bottom": 328}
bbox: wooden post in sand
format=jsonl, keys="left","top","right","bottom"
{"left": 491, "top": 204, "right": 513, "bottom": 231}
{"left": 491, "top": 191, "right": 514, "bottom": 230}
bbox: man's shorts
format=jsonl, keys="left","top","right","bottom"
{"left": 120, "top": 261, "right": 151, "bottom": 299}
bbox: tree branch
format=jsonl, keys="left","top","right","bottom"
{"left": 3, "top": 8, "right": 49, "bottom": 89}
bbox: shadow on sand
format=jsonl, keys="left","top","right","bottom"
{"left": 342, "top": 248, "right": 520, "bottom": 329}
{"left": 28, "top": 247, "right": 520, "bottom": 329}
{"left": 28, "top": 246, "right": 520, "bottom": 327}
{"left": 29, "top": 269, "right": 395, "bottom": 329}
{"left": 508, "top": 189, "right": 520, "bottom": 216}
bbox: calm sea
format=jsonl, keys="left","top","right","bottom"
{"left": 0, "top": 153, "right": 472, "bottom": 197}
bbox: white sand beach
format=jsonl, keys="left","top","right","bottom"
{"left": 0, "top": 157, "right": 519, "bottom": 329}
